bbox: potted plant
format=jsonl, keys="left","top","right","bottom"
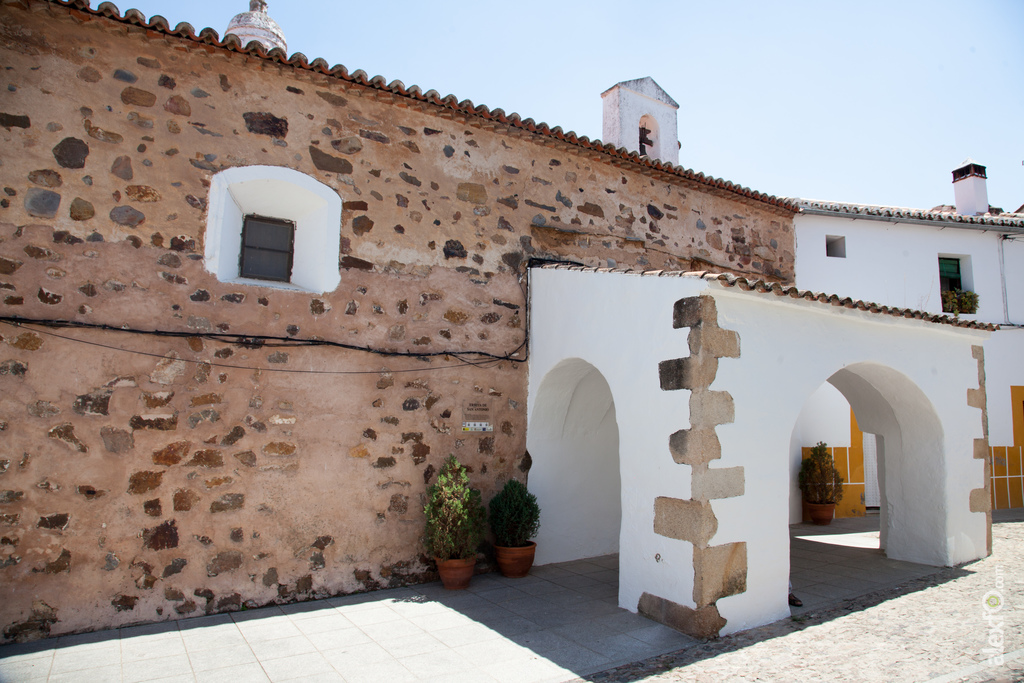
{"left": 798, "top": 442, "right": 844, "bottom": 525}
{"left": 489, "top": 478, "right": 541, "bottom": 578}
{"left": 424, "top": 455, "right": 486, "bottom": 589}
{"left": 941, "top": 289, "right": 979, "bottom": 317}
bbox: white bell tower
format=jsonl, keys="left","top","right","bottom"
{"left": 601, "top": 77, "right": 679, "bottom": 165}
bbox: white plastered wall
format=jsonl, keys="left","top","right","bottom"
{"left": 527, "top": 269, "right": 706, "bottom": 616}
{"left": 983, "top": 328, "right": 1024, "bottom": 447}
{"left": 794, "top": 214, "right": 1004, "bottom": 322}
{"left": 712, "top": 287, "right": 987, "bottom": 632}
{"left": 528, "top": 359, "right": 621, "bottom": 565}
{"left": 528, "top": 267, "right": 989, "bottom": 636}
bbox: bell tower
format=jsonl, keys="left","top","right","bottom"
{"left": 601, "top": 77, "right": 679, "bottom": 165}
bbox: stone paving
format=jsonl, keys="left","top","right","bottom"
{"left": 581, "top": 510, "right": 1024, "bottom": 683}
{"left": 1, "top": 512, "right": 1021, "bottom": 682}
{"left": 0, "top": 555, "right": 693, "bottom": 683}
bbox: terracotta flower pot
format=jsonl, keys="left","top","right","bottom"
{"left": 436, "top": 557, "right": 475, "bottom": 590}
{"left": 494, "top": 541, "right": 536, "bottom": 578}
{"left": 807, "top": 502, "right": 836, "bottom": 526}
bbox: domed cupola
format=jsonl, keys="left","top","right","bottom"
{"left": 225, "top": 1, "right": 287, "bottom": 53}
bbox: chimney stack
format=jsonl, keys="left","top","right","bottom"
{"left": 952, "top": 159, "right": 989, "bottom": 216}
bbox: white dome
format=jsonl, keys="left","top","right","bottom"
{"left": 225, "top": 1, "right": 287, "bottom": 53}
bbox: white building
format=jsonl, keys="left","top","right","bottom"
{"left": 792, "top": 160, "right": 1024, "bottom": 514}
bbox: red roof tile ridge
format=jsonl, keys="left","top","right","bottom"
{"left": 46, "top": 0, "right": 796, "bottom": 212}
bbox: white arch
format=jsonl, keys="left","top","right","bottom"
{"left": 527, "top": 357, "right": 621, "bottom": 566}
{"left": 827, "top": 362, "right": 948, "bottom": 565}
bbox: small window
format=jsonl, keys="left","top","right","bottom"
{"left": 938, "top": 257, "right": 962, "bottom": 292}
{"left": 825, "top": 235, "right": 846, "bottom": 258}
{"left": 205, "top": 165, "right": 342, "bottom": 294}
{"left": 240, "top": 215, "right": 294, "bottom": 282}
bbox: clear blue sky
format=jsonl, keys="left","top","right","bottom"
{"left": 101, "top": 0, "right": 1023, "bottom": 212}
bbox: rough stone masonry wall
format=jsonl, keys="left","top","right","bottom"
{"left": 0, "top": 0, "right": 794, "bottom": 640}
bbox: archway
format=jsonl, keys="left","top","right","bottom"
{"left": 790, "top": 362, "right": 948, "bottom": 566}
{"left": 527, "top": 358, "right": 621, "bottom": 566}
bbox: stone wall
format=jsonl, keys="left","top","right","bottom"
{"left": 0, "top": 0, "right": 795, "bottom": 640}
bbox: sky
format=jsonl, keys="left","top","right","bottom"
{"left": 97, "top": 0, "right": 1023, "bottom": 212}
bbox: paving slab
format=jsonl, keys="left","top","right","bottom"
{"left": 2, "top": 510, "right": 1021, "bottom": 682}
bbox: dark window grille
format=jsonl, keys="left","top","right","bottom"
{"left": 239, "top": 215, "right": 294, "bottom": 282}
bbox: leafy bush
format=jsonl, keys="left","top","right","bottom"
{"left": 489, "top": 479, "right": 541, "bottom": 548}
{"left": 424, "top": 455, "right": 486, "bottom": 561}
{"left": 941, "top": 289, "right": 979, "bottom": 316}
{"left": 798, "top": 442, "right": 845, "bottom": 505}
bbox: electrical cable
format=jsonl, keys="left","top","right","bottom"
{"left": 0, "top": 319, "right": 522, "bottom": 376}
{"left": 0, "top": 258, "right": 579, "bottom": 376}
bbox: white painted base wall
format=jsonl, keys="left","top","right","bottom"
{"left": 528, "top": 267, "right": 990, "bottom": 637}
{"left": 529, "top": 359, "right": 621, "bottom": 566}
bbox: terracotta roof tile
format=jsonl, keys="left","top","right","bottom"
{"left": 49, "top": 0, "right": 797, "bottom": 213}
{"left": 533, "top": 264, "right": 998, "bottom": 331}
{"left": 795, "top": 199, "right": 1024, "bottom": 230}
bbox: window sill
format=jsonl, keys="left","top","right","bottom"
{"left": 222, "top": 277, "right": 312, "bottom": 293}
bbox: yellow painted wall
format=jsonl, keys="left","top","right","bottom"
{"left": 991, "top": 386, "right": 1024, "bottom": 510}
{"left": 800, "top": 409, "right": 867, "bottom": 518}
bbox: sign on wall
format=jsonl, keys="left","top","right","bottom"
{"left": 462, "top": 400, "right": 493, "bottom": 432}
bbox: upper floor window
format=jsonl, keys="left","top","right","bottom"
{"left": 938, "top": 257, "right": 962, "bottom": 292}
{"left": 938, "top": 255, "right": 978, "bottom": 315}
{"left": 825, "top": 235, "right": 846, "bottom": 258}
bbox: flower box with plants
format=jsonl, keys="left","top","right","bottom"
{"left": 424, "top": 455, "right": 486, "bottom": 589}
{"left": 798, "top": 441, "right": 844, "bottom": 526}
{"left": 941, "top": 289, "right": 979, "bottom": 317}
{"left": 488, "top": 478, "right": 541, "bottom": 578}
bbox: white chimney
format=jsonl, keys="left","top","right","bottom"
{"left": 601, "top": 77, "right": 679, "bottom": 166}
{"left": 952, "top": 159, "right": 989, "bottom": 216}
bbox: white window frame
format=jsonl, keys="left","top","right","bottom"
{"left": 205, "top": 165, "right": 342, "bottom": 294}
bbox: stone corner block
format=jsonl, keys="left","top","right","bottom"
{"left": 669, "top": 428, "right": 721, "bottom": 466}
{"left": 638, "top": 592, "right": 726, "bottom": 639}
{"left": 693, "top": 466, "right": 744, "bottom": 501}
{"left": 658, "top": 358, "right": 686, "bottom": 392}
{"left": 659, "top": 357, "right": 718, "bottom": 392}
{"left": 974, "top": 439, "right": 990, "bottom": 460}
{"left": 971, "top": 345, "right": 984, "bottom": 361}
{"left": 694, "top": 542, "right": 747, "bottom": 605}
{"left": 967, "top": 387, "right": 985, "bottom": 410}
{"left": 969, "top": 487, "right": 991, "bottom": 513}
{"left": 706, "top": 327, "right": 741, "bottom": 359}
{"left": 673, "top": 295, "right": 710, "bottom": 330}
{"left": 689, "top": 390, "right": 735, "bottom": 428}
{"left": 654, "top": 496, "right": 717, "bottom": 547}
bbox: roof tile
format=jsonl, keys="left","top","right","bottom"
{"left": 534, "top": 264, "right": 998, "bottom": 331}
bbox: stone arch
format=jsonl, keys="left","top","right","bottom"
{"left": 526, "top": 358, "right": 621, "bottom": 566}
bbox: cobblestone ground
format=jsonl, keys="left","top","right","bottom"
{"left": 581, "top": 517, "right": 1023, "bottom": 683}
